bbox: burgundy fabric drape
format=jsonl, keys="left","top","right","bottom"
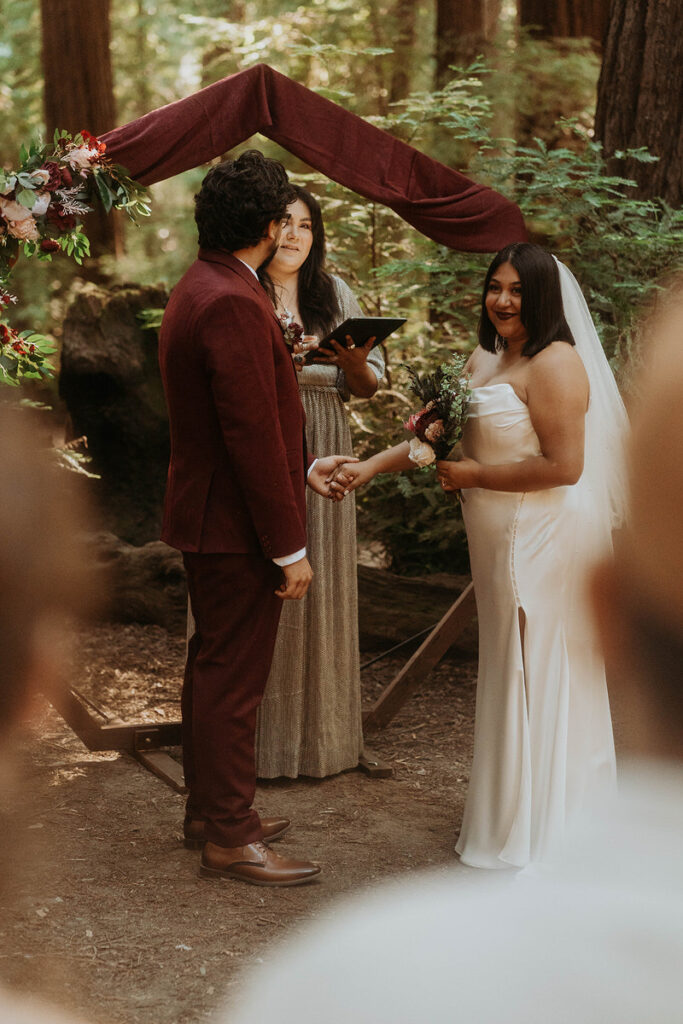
{"left": 102, "top": 64, "right": 526, "bottom": 253}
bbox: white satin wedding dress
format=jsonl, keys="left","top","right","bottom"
{"left": 456, "top": 381, "right": 617, "bottom": 869}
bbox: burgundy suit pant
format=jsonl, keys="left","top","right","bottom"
{"left": 182, "top": 552, "right": 283, "bottom": 847}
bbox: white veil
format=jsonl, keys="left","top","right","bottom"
{"left": 552, "top": 259, "right": 628, "bottom": 814}
{"left": 554, "top": 258, "right": 629, "bottom": 549}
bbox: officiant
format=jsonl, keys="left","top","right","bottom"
{"left": 256, "top": 184, "right": 384, "bottom": 780}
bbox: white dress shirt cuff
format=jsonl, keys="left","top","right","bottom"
{"left": 273, "top": 548, "right": 306, "bottom": 567}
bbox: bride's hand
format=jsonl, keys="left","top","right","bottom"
{"left": 331, "top": 459, "right": 376, "bottom": 494}
{"left": 436, "top": 458, "right": 480, "bottom": 491}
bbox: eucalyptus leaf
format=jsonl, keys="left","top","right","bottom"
{"left": 15, "top": 189, "right": 36, "bottom": 208}
{"left": 94, "top": 170, "right": 114, "bottom": 213}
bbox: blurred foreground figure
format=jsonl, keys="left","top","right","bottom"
{"left": 227, "top": 282, "right": 683, "bottom": 1024}
{"left": 0, "top": 408, "right": 90, "bottom": 1023}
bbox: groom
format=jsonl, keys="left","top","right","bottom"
{"left": 159, "top": 150, "right": 352, "bottom": 887}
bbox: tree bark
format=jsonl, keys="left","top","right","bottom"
{"left": 40, "top": 0, "right": 122, "bottom": 258}
{"left": 519, "top": 0, "right": 610, "bottom": 44}
{"left": 595, "top": 0, "right": 683, "bottom": 205}
{"left": 435, "top": 0, "right": 501, "bottom": 88}
{"left": 389, "top": 0, "right": 418, "bottom": 102}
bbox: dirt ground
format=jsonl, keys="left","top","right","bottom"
{"left": 0, "top": 622, "right": 478, "bottom": 1024}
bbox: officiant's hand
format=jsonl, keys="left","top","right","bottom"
{"left": 436, "top": 458, "right": 480, "bottom": 491}
{"left": 308, "top": 455, "right": 359, "bottom": 501}
{"left": 313, "top": 336, "right": 378, "bottom": 399}
{"left": 276, "top": 556, "right": 313, "bottom": 600}
{"left": 291, "top": 336, "right": 319, "bottom": 372}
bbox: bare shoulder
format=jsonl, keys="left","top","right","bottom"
{"left": 465, "top": 345, "right": 487, "bottom": 373}
{"left": 528, "top": 342, "right": 588, "bottom": 390}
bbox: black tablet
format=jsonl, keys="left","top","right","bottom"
{"left": 308, "top": 316, "right": 406, "bottom": 362}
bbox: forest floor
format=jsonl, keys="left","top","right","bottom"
{"left": 0, "top": 621, "right": 479, "bottom": 1024}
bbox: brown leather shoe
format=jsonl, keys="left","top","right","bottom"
{"left": 199, "top": 840, "right": 321, "bottom": 887}
{"left": 183, "top": 816, "right": 290, "bottom": 850}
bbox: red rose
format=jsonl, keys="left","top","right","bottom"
{"left": 59, "top": 167, "right": 73, "bottom": 187}
{"left": 404, "top": 410, "right": 425, "bottom": 433}
{"left": 80, "top": 129, "right": 106, "bottom": 155}
{"left": 404, "top": 406, "right": 441, "bottom": 442}
{"left": 46, "top": 205, "right": 76, "bottom": 231}
{"left": 40, "top": 238, "right": 61, "bottom": 253}
{"left": 41, "top": 161, "right": 63, "bottom": 191}
{"left": 405, "top": 405, "right": 444, "bottom": 442}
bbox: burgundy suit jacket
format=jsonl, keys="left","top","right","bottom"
{"left": 159, "top": 250, "right": 308, "bottom": 559}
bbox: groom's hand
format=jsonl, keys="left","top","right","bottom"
{"left": 328, "top": 460, "right": 374, "bottom": 494}
{"left": 276, "top": 556, "right": 313, "bottom": 600}
{"left": 308, "top": 455, "right": 359, "bottom": 501}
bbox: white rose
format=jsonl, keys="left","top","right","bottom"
{"left": 30, "top": 169, "right": 51, "bottom": 187}
{"left": 0, "top": 197, "right": 33, "bottom": 222}
{"left": 408, "top": 437, "right": 436, "bottom": 468}
{"left": 65, "top": 145, "right": 95, "bottom": 170}
{"left": 31, "top": 191, "right": 51, "bottom": 217}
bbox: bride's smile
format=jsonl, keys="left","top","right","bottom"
{"left": 485, "top": 261, "right": 529, "bottom": 346}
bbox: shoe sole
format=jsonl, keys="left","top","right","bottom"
{"left": 183, "top": 822, "right": 291, "bottom": 850}
{"left": 198, "top": 864, "right": 320, "bottom": 887}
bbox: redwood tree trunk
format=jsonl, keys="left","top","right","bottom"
{"left": 41, "top": 0, "right": 121, "bottom": 258}
{"left": 389, "top": 0, "right": 418, "bottom": 102}
{"left": 435, "top": 0, "right": 501, "bottom": 88}
{"left": 595, "top": 0, "right": 683, "bottom": 205}
{"left": 519, "top": 0, "right": 610, "bottom": 44}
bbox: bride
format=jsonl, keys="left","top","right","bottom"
{"left": 339, "top": 243, "right": 628, "bottom": 868}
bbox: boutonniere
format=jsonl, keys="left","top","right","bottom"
{"left": 278, "top": 309, "right": 304, "bottom": 349}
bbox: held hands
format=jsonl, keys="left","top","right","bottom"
{"left": 276, "top": 555, "right": 313, "bottom": 600}
{"left": 435, "top": 458, "right": 480, "bottom": 492}
{"left": 328, "top": 459, "right": 376, "bottom": 495}
{"left": 308, "top": 455, "right": 359, "bottom": 501}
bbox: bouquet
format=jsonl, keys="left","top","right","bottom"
{"left": 1, "top": 129, "right": 151, "bottom": 385}
{"left": 403, "top": 352, "right": 472, "bottom": 467}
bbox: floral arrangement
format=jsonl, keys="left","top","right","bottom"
{"left": 403, "top": 352, "right": 472, "bottom": 467}
{"left": 278, "top": 309, "right": 304, "bottom": 348}
{"left": 0, "top": 129, "right": 151, "bottom": 386}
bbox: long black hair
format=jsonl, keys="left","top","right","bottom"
{"left": 261, "top": 185, "right": 340, "bottom": 336}
{"left": 479, "top": 242, "right": 575, "bottom": 357}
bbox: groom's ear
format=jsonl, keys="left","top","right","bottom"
{"left": 265, "top": 217, "right": 284, "bottom": 242}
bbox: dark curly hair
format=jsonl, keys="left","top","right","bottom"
{"left": 260, "top": 185, "right": 341, "bottom": 336}
{"left": 194, "top": 150, "right": 295, "bottom": 252}
{"left": 479, "top": 242, "right": 575, "bottom": 358}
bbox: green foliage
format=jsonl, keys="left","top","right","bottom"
{"left": 356, "top": 470, "right": 470, "bottom": 575}
{"left": 0, "top": 329, "right": 56, "bottom": 386}
{"left": 137, "top": 307, "right": 165, "bottom": 331}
